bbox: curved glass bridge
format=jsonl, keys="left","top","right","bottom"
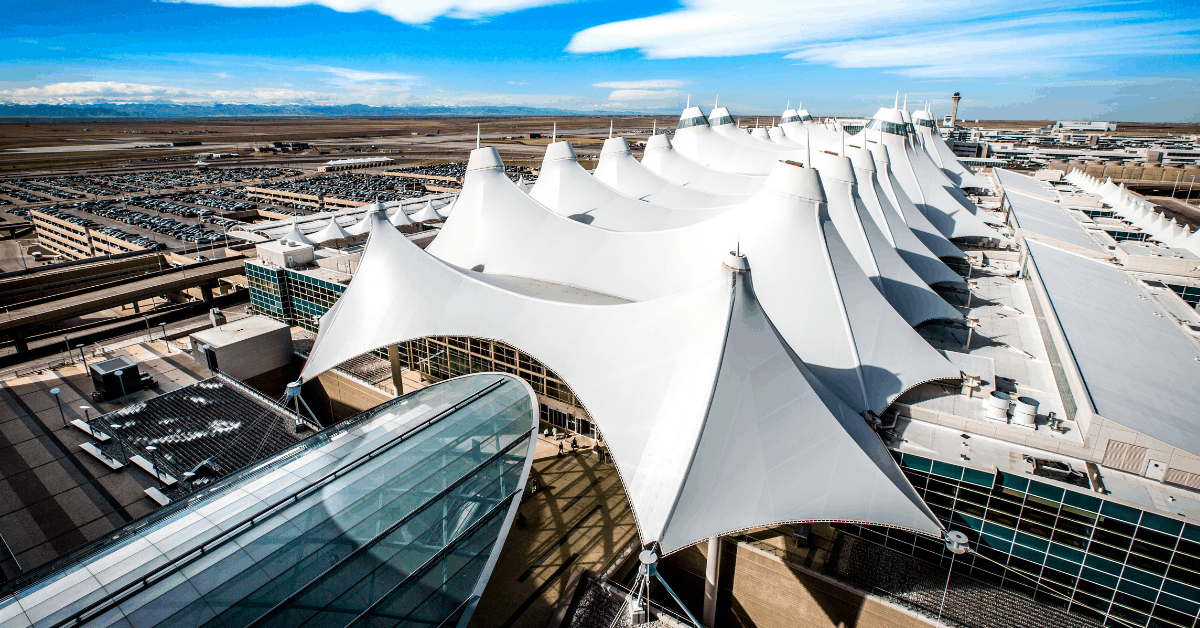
{"left": 0, "top": 373, "right": 537, "bottom": 628}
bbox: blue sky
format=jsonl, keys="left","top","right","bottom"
{"left": 3, "top": 0, "right": 1200, "bottom": 120}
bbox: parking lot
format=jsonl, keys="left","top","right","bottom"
{"left": 388, "top": 162, "right": 533, "bottom": 183}
{"left": 254, "top": 172, "right": 429, "bottom": 204}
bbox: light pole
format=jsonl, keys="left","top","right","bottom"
{"left": 146, "top": 445, "right": 161, "bottom": 484}
{"left": 115, "top": 369, "right": 128, "bottom": 404}
{"left": 110, "top": 424, "right": 125, "bottom": 462}
{"left": 50, "top": 388, "right": 66, "bottom": 428}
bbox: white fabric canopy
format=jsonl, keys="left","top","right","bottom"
{"left": 811, "top": 150, "right": 963, "bottom": 325}
{"left": 312, "top": 217, "right": 350, "bottom": 243}
{"left": 845, "top": 146, "right": 964, "bottom": 286}
{"left": 530, "top": 141, "right": 733, "bottom": 230}
{"left": 426, "top": 147, "right": 958, "bottom": 415}
{"left": 593, "top": 137, "right": 754, "bottom": 209}
{"left": 299, "top": 209, "right": 944, "bottom": 554}
{"left": 855, "top": 107, "right": 999, "bottom": 241}
{"left": 411, "top": 200, "right": 443, "bottom": 222}
{"left": 640, "top": 133, "right": 768, "bottom": 195}
{"left": 911, "top": 109, "right": 989, "bottom": 190}
{"left": 866, "top": 141, "right": 967, "bottom": 260}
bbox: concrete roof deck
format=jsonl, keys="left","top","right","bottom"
{"left": 904, "top": 257, "right": 1077, "bottom": 445}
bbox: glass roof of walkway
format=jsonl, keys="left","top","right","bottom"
{"left": 0, "top": 373, "right": 537, "bottom": 628}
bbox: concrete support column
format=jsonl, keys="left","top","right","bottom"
{"left": 12, "top": 330, "right": 28, "bottom": 354}
{"left": 703, "top": 535, "right": 721, "bottom": 628}
{"left": 200, "top": 281, "right": 214, "bottom": 302}
{"left": 131, "top": 301, "right": 139, "bottom": 313}
{"left": 387, "top": 343, "right": 404, "bottom": 397}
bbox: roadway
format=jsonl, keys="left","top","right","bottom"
{"left": 0, "top": 257, "right": 246, "bottom": 342}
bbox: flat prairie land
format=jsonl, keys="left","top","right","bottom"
{"left": 0, "top": 117, "right": 676, "bottom": 175}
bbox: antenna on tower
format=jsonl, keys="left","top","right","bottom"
{"left": 552, "top": 121, "right": 556, "bottom": 143}
{"left": 894, "top": 92, "right": 899, "bottom": 109}
{"left": 609, "top": 119, "right": 613, "bottom": 139}
{"left": 903, "top": 93, "right": 908, "bottom": 111}
{"left": 652, "top": 119, "right": 656, "bottom": 135}
{"left": 786, "top": 99, "right": 790, "bottom": 110}
{"left": 476, "top": 123, "right": 480, "bottom": 149}
{"left": 714, "top": 94, "right": 718, "bottom": 109}
{"left": 686, "top": 93, "right": 691, "bottom": 108}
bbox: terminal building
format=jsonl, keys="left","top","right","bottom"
{"left": 6, "top": 99, "right": 1200, "bottom": 628}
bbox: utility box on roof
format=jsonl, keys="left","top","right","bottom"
{"left": 89, "top": 356, "right": 142, "bottom": 401}
{"left": 188, "top": 315, "right": 294, "bottom": 382}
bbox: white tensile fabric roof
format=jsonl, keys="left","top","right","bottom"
{"left": 857, "top": 108, "right": 999, "bottom": 241}
{"left": 530, "top": 140, "right": 733, "bottom": 230}
{"left": 296, "top": 102, "right": 989, "bottom": 552}
{"left": 641, "top": 133, "right": 767, "bottom": 195}
{"left": 593, "top": 137, "right": 754, "bottom": 209}
{"left": 425, "top": 147, "right": 959, "bottom": 415}
{"left": 911, "top": 109, "right": 989, "bottom": 190}
{"left": 299, "top": 209, "right": 944, "bottom": 554}
{"left": 863, "top": 141, "right": 967, "bottom": 261}
{"left": 845, "top": 146, "right": 964, "bottom": 286}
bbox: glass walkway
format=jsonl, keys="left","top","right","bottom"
{"left": 0, "top": 373, "right": 538, "bottom": 628}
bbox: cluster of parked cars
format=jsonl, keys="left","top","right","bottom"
{"left": 0, "top": 185, "right": 49, "bottom": 203}
{"left": 83, "top": 202, "right": 230, "bottom": 245}
{"left": 8, "top": 179, "right": 85, "bottom": 200}
{"left": 259, "top": 173, "right": 419, "bottom": 204}
{"left": 388, "top": 163, "right": 531, "bottom": 183}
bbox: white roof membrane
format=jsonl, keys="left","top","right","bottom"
{"left": 811, "top": 151, "right": 963, "bottom": 325}
{"left": 1005, "top": 190, "right": 1103, "bottom": 252}
{"left": 427, "top": 148, "right": 959, "bottom": 415}
{"left": 299, "top": 210, "right": 944, "bottom": 553}
{"left": 593, "top": 137, "right": 753, "bottom": 209}
{"left": 867, "top": 141, "right": 967, "bottom": 260}
{"left": 846, "top": 146, "right": 964, "bottom": 287}
{"left": 640, "top": 134, "right": 768, "bottom": 195}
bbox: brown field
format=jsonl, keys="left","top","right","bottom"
{"left": 0, "top": 116, "right": 677, "bottom": 176}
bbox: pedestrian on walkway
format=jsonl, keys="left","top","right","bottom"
{"left": 558, "top": 442, "right": 563, "bottom": 457}
{"left": 571, "top": 437, "right": 578, "bottom": 452}
{"left": 552, "top": 427, "right": 558, "bottom": 440}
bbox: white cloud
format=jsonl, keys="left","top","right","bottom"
{"left": 162, "top": 0, "right": 575, "bottom": 24}
{"left": 215, "top": 71, "right": 232, "bottom": 79}
{"left": 606, "top": 89, "right": 681, "bottom": 101}
{"left": 593, "top": 79, "right": 687, "bottom": 89}
{"left": 0, "top": 81, "right": 339, "bottom": 104}
{"left": 507, "top": 80, "right": 528, "bottom": 85}
{"left": 566, "top": 0, "right": 1200, "bottom": 78}
{"left": 302, "top": 65, "right": 420, "bottom": 82}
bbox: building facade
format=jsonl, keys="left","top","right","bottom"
{"left": 842, "top": 452, "right": 1200, "bottom": 628}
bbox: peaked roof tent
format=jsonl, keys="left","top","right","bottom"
{"left": 865, "top": 141, "right": 967, "bottom": 261}
{"left": 859, "top": 107, "right": 1000, "bottom": 241}
{"left": 312, "top": 216, "right": 351, "bottom": 243}
{"left": 810, "top": 151, "right": 964, "bottom": 325}
{"left": 530, "top": 140, "right": 731, "bottom": 230}
{"left": 845, "top": 146, "right": 965, "bottom": 286}
{"left": 672, "top": 106, "right": 807, "bottom": 175}
{"left": 640, "top": 134, "right": 768, "bottom": 195}
{"left": 411, "top": 200, "right": 443, "bottom": 222}
{"left": 278, "top": 220, "right": 315, "bottom": 245}
{"left": 427, "top": 147, "right": 959, "bottom": 415}
{"left": 299, "top": 209, "right": 944, "bottom": 554}
{"left": 708, "top": 106, "right": 799, "bottom": 153}
{"left": 911, "top": 108, "right": 990, "bottom": 190}
{"left": 593, "top": 137, "right": 754, "bottom": 209}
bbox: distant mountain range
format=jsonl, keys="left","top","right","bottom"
{"left": 0, "top": 102, "right": 651, "bottom": 119}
